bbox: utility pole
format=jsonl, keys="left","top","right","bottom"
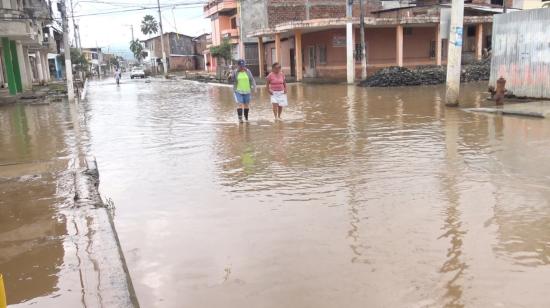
{"left": 346, "top": 0, "right": 355, "bottom": 84}
{"left": 359, "top": 0, "right": 367, "bottom": 80}
{"left": 96, "top": 41, "right": 102, "bottom": 77}
{"left": 157, "top": 0, "right": 168, "bottom": 76}
{"left": 69, "top": 0, "right": 79, "bottom": 50}
{"left": 61, "top": 0, "right": 75, "bottom": 102}
{"left": 445, "top": 0, "right": 464, "bottom": 107}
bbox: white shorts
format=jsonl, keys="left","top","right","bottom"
{"left": 271, "top": 91, "right": 288, "bottom": 107}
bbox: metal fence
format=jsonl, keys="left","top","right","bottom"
{"left": 489, "top": 8, "right": 550, "bottom": 98}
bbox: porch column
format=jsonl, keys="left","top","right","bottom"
{"left": 42, "top": 52, "right": 50, "bottom": 82}
{"left": 35, "top": 51, "right": 45, "bottom": 84}
{"left": 203, "top": 54, "right": 207, "bottom": 72}
{"left": 9, "top": 40, "right": 23, "bottom": 92}
{"left": 436, "top": 24, "right": 442, "bottom": 66}
{"left": 0, "top": 51, "right": 4, "bottom": 86}
{"left": 475, "top": 23, "right": 483, "bottom": 61}
{"left": 294, "top": 30, "right": 303, "bottom": 82}
{"left": 2, "top": 37, "right": 18, "bottom": 95}
{"left": 15, "top": 41, "right": 30, "bottom": 90}
{"left": 274, "top": 33, "right": 281, "bottom": 64}
{"left": 23, "top": 46, "right": 33, "bottom": 84}
{"left": 346, "top": 18, "right": 355, "bottom": 83}
{"left": 396, "top": 25, "right": 404, "bottom": 67}
{"left": 258, "top": 36, "right": 265, "bottom": 78}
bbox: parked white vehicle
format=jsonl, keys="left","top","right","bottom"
{"left": 130, "top": 67, "right": 146, "bottom": 79}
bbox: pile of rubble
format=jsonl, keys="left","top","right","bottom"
{"left": 359, "top": 58, "right": 490, "bottom": 87}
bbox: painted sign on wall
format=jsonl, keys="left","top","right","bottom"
{"left": 332, "top": 36, "right": 346, "bottom": 48}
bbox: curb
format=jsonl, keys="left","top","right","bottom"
{"left": 72, "top": 157, "right": 140, "bottom": 307}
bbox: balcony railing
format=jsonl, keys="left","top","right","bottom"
{"left": 203, "top": 0, "right": 237, "bottom": 17}
{"left": 221, "top": 28, "right": 239, "bottom": 38}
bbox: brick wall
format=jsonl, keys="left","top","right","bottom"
{"left": 266, "top": 0, "right": 384, "bottom": 27}
{"left": 169, "top": 55, "right": 198, "bottom": 71}
{"left": 267, "top": 0, "right": 307, "bottom": 27}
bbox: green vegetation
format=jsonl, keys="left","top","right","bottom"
{"left": 59, "top": 49, "right": 89, "bottom": 72}
{"left": 210, "top": 38, "right": 232, "bottom": 63}
{"left": 141, "top": 15, "right": 158, "bottom": 36}
{"left": 129, "top": 39, "right": 144, "bottom": 62}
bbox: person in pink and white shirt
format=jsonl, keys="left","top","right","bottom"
{"left": 265, "top": 62, "right": 288, "bottom": 120}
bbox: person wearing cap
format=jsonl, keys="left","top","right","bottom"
{"left": 232, "top": 59, "right": 256, "bottom": 123}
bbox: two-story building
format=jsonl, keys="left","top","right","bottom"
{"left": 203, "top": 0, "right": 542, "bottom": 82}
{"left": 81, "top": 47, "right": 103, "bottom": 76}
{"left": 142, "top": 32, "right": 207, "bottom": 74}
{"left": 246, "top": 0, "right": 539, "bottom": 81}
{"left": 203, "top": 0, "right": 269, "bottom": 75}
{"left": 1, "top": 0, "right": 55, "bottom": 95}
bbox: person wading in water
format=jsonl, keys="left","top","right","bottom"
{"left": 232, "top": 60, "right": 256, "bottom": 123}
{"left": 265, "top": 62, "right": 288, "bottom": 120}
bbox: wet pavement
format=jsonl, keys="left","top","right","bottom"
{"left": 3, "top": 76, "right": 550, "bottom": 307}
{"left": 0, "top": 101, "right": 136, "bottom": 307}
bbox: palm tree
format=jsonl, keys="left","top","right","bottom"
{"left": 129, "top": 39, "right": 144, "bottom": 62}
{"left": 141, "top": 15, "right": 159, "bottom": 36}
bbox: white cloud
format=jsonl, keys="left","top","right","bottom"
{"left": 71, "top": 0, "right": 210, "bottom": 57}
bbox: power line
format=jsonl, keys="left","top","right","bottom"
{"left": 70, "top": 2, "right": 205, "bottom": 18}
{"left": 0, "top": 1, "right": 205, "bottom": 20}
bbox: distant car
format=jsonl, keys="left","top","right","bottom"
{"left": 130, "top": 67, "right": 145, "bottom": 79}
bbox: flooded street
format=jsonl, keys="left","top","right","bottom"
{"left": 0, "top": 100, "right": 135, "bottom": 307}
{"left": 82, "top": 78, "right": 550, "bottom": 307}
{"left": 3, "top": 77, "right": 550, "bottom": 307}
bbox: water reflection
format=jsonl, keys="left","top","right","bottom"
{"left": 0, "top": 104, "right": 69, "bottom": 305}
{"left": 82, "top": 79, "right": 550, "bottom": 308}
{"left": 439, "top": 109, "right": 467, "bottom": 308}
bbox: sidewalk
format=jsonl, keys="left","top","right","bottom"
{"left": 0, "top": 99, "right": 138, "bottom": 307}
{"left": 466, "top": 101, "right": 550, "bottom": 118}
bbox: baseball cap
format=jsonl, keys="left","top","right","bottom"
{"left": 237, "top": 59, "right": 246, "bottom": 67}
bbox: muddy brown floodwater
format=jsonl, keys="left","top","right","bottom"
{"left": 75, "top": 79, "right": 550, "bottom": 307}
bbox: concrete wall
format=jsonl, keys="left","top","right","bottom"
{"left": 170, "top": 55, "right": 197, "bottom": 71}
{"left": 265, "top": 38, "right": 294, "bottom": 75}
{"left": 168, "top": 33, "right": 194, "bottom": 55}
{"left": 263, "top": 26, "right": 445, "bottom": 79}
{"left": 211, "top": 15, "right": 233, "bottom": 46}
{"left": 240, "top": 0, "right": 268, "bottom": 43}
{"left": 490, "top": 8, "right": 550, "bottom": 98}
{"left": 402, "top": 26, "right": 436, "bottom": 60}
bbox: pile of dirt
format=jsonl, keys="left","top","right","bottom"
{"left": 359, "top": 58, "right": 490, "bottom": 87}
{"left": 461, "top": 57, "right": 491, "bottom": 82}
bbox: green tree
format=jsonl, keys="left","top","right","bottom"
{"left": 210, "top": 39, "right": 233, "bottom": 80}
{"left": 129, "top": 39, "right": 144, "bottom": 62}
{"left": 141, "top": 15, "right": 158, "bottom": 36}
{"left": 59, "top": 49, "right": 89, "bottom": 72}
{"left": 210, "top": 38, "right": 232, "bottom": 64}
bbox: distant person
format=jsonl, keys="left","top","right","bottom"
{"left": 114, "top": 68, "right": 121, "bottom": 85}
{"left": 232, "top": 60, "right": 256, "bottom": 123}
{"left": 265, "top": 62, "right": 288, "bottom": 120}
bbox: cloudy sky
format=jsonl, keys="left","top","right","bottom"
{"left": 69, "top": 0, "right": 210, "bottom": 58}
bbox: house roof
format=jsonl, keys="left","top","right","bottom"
{"left": 141, "top": 32, "right": 194, "bottom": 42}
{"left": 247, "top": 15, "right": 493, "bottom": 38}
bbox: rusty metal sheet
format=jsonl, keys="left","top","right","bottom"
{"left": 490, "top": 8, "right": 550, "bottom": 98}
